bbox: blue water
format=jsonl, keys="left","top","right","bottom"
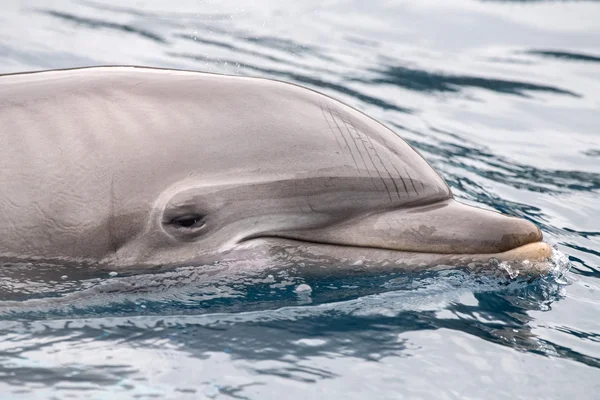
{"left": 1, "top": 0, "right": 599, "bottom": 398}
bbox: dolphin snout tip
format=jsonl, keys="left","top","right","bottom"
{"left": 387, "top": 200, "right": 546, "bottom": 255}
{"left": 498, "top": 217, "right": 544, "bottom": 252}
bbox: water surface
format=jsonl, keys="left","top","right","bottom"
{"left": 0, "top": 0, "right": 599, "bottom": 398}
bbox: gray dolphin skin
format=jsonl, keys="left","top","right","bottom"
{"left": 0, "top": 66, "right": 552, "bottom": 276}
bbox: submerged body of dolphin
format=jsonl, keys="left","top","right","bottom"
{"left": 0, "top": 67, "right": 552, "bottom": 276}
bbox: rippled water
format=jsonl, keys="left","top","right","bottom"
{"left": 1, "top": 0, "right": 599, "bottom": 398}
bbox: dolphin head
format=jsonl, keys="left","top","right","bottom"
{"left": 0, "top": 67, "right": 550, "bottom": 275}
{"left": 100, "top": 68, "right": 550, "bottom": 274}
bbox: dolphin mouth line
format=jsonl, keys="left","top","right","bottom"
{"left": 238, "top": 234, "right": 467, "bottom": 254}
{"left": 237, "top": 234, "right": 549, "bottom": 258}
{"left": 235, "top": 199, "right": 545, "bottom": 257}
{"left": 235, "top": 236, "right": 553, "bottom": 276}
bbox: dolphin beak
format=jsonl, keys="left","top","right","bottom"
{"left": 287, "top": 199, "right": 549, "bottom": 259}
{"left": 239, "top": 199, "right": 552, "bottom": 275}
{"left": 366, "top": 199, "right": 544, "bottom": 255}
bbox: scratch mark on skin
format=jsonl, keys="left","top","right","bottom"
{"left": 336, "top": 111, "right": 380, "bottom": 192}
{"left": 409, "top": 227, "right": 427, "bottom": 243}
{"left": 404, "top": 167, "right": 419, "bottom": 196}
{"left": 326, "top": 105, "right": 362, "bottom": 175}
{"left": 332, "top": 111, "right": 397, "bottom": 202}
{"left": 305, "top": 199, "right": 317, "bottom": 213}
{"left": 378, "top": 154, "right": 403, "bottom": 202}
{"left": 353, "top": 122, "right": 397, "bottom": 202}
{"left": 3, "top": 194, "right": 20, "bottom": 210}
{"left": 361, "top": 119, "right": 421, "bottom": 202}
{"left": 348, "top": 118, "right": 402, "bottom": 202}
{"left": 335, "top": 111, "right": 369, "bottom": 172}
{"left": 320, "top": 102, "right": 344, "bottom": 153}
{"left": 387, "top": 160, "right": 408, "bottom": 197}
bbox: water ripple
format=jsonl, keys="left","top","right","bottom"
{"left": 0, "top": 0, "right": 599, "bottom": 396}
{"left": 168, "top": 51, "right": 413, "bottom": 113}
{"left": 41, "top": 10, "right": 167, "bottom": 43}
{"left": 405, "top": 131, "right": 600, "bottom": 194}
{"left": 361, "top": 65, "right": 579, "bottom": 97}
{"left": 527, "top": 49, "right": 600, "bottom": 63}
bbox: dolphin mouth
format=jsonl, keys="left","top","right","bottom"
{"left": 237, "top": 199, "right": 550, "bottom": 266}
{"left": 235, "top": 235, "right": 553, "bottom": 276}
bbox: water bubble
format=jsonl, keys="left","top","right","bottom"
{"left": 549, "top": 246, "right": 573, "bottom": 282}
{"left": 295, "top": 284, "right": 312, "bottom": 293}
{"left": 498, "top": 262, "right": 520, "bottom": 279}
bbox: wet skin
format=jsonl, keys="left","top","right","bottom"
{"left": 0, "top": 67, "right": 551, "bottom": 276}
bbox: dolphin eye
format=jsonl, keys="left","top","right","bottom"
{"left": 170, "top": 215, "right": 205, "bottom": 229}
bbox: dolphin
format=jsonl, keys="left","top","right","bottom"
{"left": 0, "top": 66, "right": 552, "bottom": 276}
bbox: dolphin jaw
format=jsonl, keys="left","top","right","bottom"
{"left": 233, "top": 236, "right": 553, "bottom": 276}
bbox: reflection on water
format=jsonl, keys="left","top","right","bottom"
{"left": 0, "top": 253, "right": 578, "bottom": 379}
{"left": 41, "top": 10, "right": 168, "bottom": 43}
{"left": 360, "top": 65, "right": 579, "bottom": 97}
{"left": 0, "top": 0, "right": 599, "bottom": 398}
{"left": 527, "top": 49, "right": 600, "bottom": 63}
